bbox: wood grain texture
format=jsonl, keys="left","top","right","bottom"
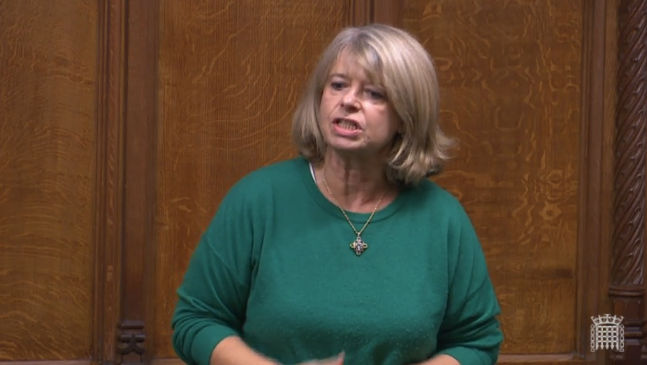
{"left": 0, "top": 0, "right": 98, "bottom": 360}
{"left": 152, "top": 0, "right": 351, "bottom": 357}
{"left": 609, "top": 0, "right": 647, "bottom": 362}
{"left": 602, "top": 2, "right": 619, "bottom": 364}
{"left": 402, "top": 0, "right": 583, "bottom": 355}
{"left": 349, "top": 0, "right": 372, "bottom": 25}
{"left": 117, "top": 0, "right": 159, "bottom": 361}
{"left": 612, "top": 0, "right": 647, "bottom": 290}
{"left": 0, "top": 362, "right": 92, "bottom": 365}
{"left": 95, "top": 0, "right": 127, "bottom": 362}
{"left": 373, "top": 0, "right": 402, "bottom": 27}
{"left": 576, "top": 0, "right": 613, "bottom": 361}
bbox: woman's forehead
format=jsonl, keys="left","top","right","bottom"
{"left": 328, "top": 50, "right": 382, "bottom": 83}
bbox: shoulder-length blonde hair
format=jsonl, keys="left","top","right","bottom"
{"left": 292, "top": 24, "right": 453, "bottom": 186}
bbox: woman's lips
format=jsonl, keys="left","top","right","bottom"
{"left": 332, "top": 118, "right": 362, "bottom": 137}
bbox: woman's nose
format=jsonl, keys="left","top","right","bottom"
{"left": 340, "top": 89, "right": 360, "bottom": 109}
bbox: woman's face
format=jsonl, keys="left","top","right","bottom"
{"left": 318, "top": 52, "right": 400, "bottom": 159}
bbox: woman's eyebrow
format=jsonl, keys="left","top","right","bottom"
{"left": 329, "top": 73, "right": 348, "bottom": 79}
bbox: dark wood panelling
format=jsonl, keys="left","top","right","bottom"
{"left": 498, "top": 354, "right": 585, "bottom": 364}
{"left": 349, "top": 0, "right": 372, "bottom": 25}
{"left": 402, "top": 0, "right": 583, "bottom": 356}
{"left": 0, "top": 0, "right": 98, "bottom": 360}
{"left": 603, "top": 2, "right": 619, "bottom": 365}
{"left": 610, "top": 0, "right": 647, "bottom": 363}
{"left": 0, "top": 0, "right": 632, "bottom": 363}
{"left": 577, "top": 0, "right": 612, "bottom": 362}
{"left": 117, "top": 0, "right": 160, "bottom": 362}
{"left": 152, "top": 0, "right": 352, "bottom": 357}
{"left": 349, "top": 0, "right": 402, "bottom": 26}
{"left": 0, "top": 362, "right": 92, "bottom": 365}
{"left": 373, "top": 0, "right": 402, "bottom": 27}
{"left": 94, "top": 0, "right": 127, "bottom": 363}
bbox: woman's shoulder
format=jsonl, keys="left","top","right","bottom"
{"left": 225, "top": 157, "right": 307, "bottom": 199}
{"left": 237, "top": 157, "right": 304, "bottom": 185}
{"left": 413, "top": 179, "right": 461, "bottom": 206}
{"left": 248, "top": 157, "right": 305, "bottom": 178}
{"left": 407, "top": 178, "right": 470, "bottom": 221}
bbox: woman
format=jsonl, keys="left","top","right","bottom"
{"left": 172, "top": 24, "right": 502, "bottom": 365}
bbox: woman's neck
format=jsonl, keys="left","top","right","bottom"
{"left": 314, "top": 152, "right": 397, "bottom": 213}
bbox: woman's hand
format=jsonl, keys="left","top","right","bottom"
{"left": 298, "top": 352, "right": 344, "bottom": 365}
{"left": 409, "top": 354, "right": 460, "bottom": 365}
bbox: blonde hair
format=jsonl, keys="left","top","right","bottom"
{"left": 292, "top": 24, "right": 453, "bottom": 186}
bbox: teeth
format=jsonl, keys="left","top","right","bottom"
{"left": 337, "top": 119, "right": 358, "bottom": 130}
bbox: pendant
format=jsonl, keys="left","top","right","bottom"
{"left": 350, "top": 235, "right": 368, "bottom": 256}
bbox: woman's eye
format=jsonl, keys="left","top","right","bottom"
{"left": 365, "top": 89, "right": 385, "bottom": 100}
{"left": 330, "top": 81, "right": 345, "bottom": 90}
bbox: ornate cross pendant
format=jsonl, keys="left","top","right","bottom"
{"left": 350, "top": 235, "right": 368, "bottom": 256}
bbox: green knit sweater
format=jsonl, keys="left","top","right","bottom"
{"left": 172, "top": 157, "right": 502, "bottom": 365}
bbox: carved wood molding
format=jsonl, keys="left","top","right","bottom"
{"left": 95, "top": 0, "right": 126, "bottom": 363}
{"left": 108, "top": 0, "right": 160, "bottom": 363}
{"left": 347, "top": 0, "right": 401, "bottom": 26}
{"left": 95, "top": 0, "right": 157, "bottom": 363}
{"left": 578, "top": 0, "right": 608, "bottom": 360}
{"left": 612, "top": 0, "right": 647, "bottom": 289}
{"left": 348, "top": 0, "right": 372, "bottom": 25}
{"left": 118, "top": 0, "right": 160, "bottom": 362}
{"left": 117, "top": 320, "right": 146, "bottom": 361}
{"left": 611, "top": 0, "right": 647, "bottom": 362}
{"left": 373, "top": 0, "right": 402, "bottom": 27}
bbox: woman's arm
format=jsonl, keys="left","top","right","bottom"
{"left": 172, "top": 181, "right": 261, "bottom": 365}
{"left": 432, "top": 206, "right": 503, "bottom": 364}
{"left": 210, "top": 336, "right": 278, "bottom": 365}
{"left": 210, "top": 336, "right": 345, "bottom": 365}
{"left": 173, "top": 179, "right": 346, "bottom": 365}
{"left": 413, "top": 354, "right": 460, "bottom": 365}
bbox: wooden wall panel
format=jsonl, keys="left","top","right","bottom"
{"left": 612, "top": 0, "right": 647, "bottom": 362}
{"left": 95, "top": 0, "right": 127, "bottom": 362}
{"left": 402, "top": 0, "right": 583, "bottom": 357}
{"left": 0, "top": 0, "right": 625, "bottom": 363}
{"left": 0, "top": 0, "right": 98, "bottom": 360}
{"left": 577, "top": 0, "right": 614, "bottom": 361}
{"left": 152, "top": 0, "right": 352, "bottom": 357}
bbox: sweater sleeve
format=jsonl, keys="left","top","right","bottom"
{"left": 435, "top": 206, "right": 503, "bottom": 364}
{"left": 171, "top": 183, "right": 258, "bottom": 365}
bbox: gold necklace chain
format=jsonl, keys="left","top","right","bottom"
{"left": 320, "top": 169, "right": 385, "bottom": 256}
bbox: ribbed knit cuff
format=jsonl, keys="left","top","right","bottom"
{"left": 437, "top": 346, "right": 492, "bottom": 365}
{"left": 191, "top": 325, "right": 238, "bottom": 365}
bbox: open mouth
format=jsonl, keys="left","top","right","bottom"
{"left": 333, "top": 118, "right": 360, "bottom": 130}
